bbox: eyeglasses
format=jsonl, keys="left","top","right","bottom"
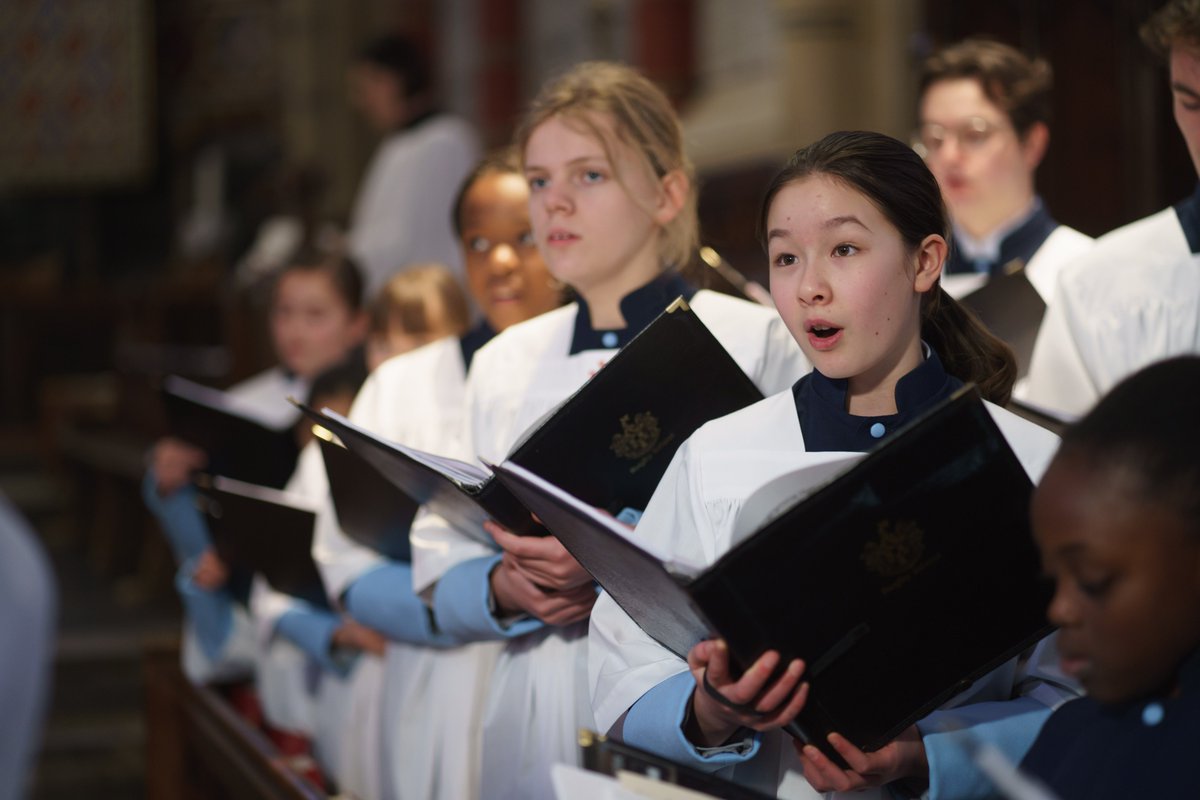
{"left": 912, "top": 116, "right": 1008, "bottom": 157}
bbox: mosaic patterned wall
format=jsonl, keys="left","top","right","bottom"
{"left": 0, "top": 0, "right": 151, "bottom": 186}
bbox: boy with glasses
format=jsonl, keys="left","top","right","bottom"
{"left": 917, "top": 39, "right": 1093, "bottom": 300}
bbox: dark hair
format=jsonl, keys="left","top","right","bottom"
{"left": 451, "top": 148, "right": 522, "bottom": 238}
{"left": 919, "top": 38, "right": 1052, "bottom": 137}
{"left": 1141, "top": 0, "right": 1200, "bottom": 58}
{"left": 759, "top": 131, "right": 1016, "bottom": 404}
{"left": 308, "top": 347, "right": 369, "bottom": 405}
{"left": 1059, "top": 356, "right": 1200, "bottom": 534}
{"left": 278, "top": 250, "right": 365, "bottom": 313}
{"left": 357, "top": 34, "right": 431, "bottom": 99}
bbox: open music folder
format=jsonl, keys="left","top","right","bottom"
{"left": 196, "top": 475, "right": 330, "bottom": 611}
{"left": 316, "top": 435, "right": 419, "bottom": 562}
{"left": 294, "top": 297, "right": 767, "bottom": 541}
{"left": 491, "top": 387, "right": 1054, "bottom": 758}
{"left": 163, "top": 375, "right": 300, "bottom": 489}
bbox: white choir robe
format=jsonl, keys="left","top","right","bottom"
{"left": 1023, "top": 207, "right": 1200, "bottom": 417}
{"left": 348, "top": 114, "right": 479, "bottom": 299}
{"left": 244, "top": 440, "right": 384, "bottom": 800}
{"left": 410, "top": 291, "right": 810, "bottom": 800}
{"left": 311, "top": 336, "right": 503, "bottom": 800}
{"left": 1020, "top": 225, "right": 1094, "bottom": 306}
{"left": 589, "top": 390, "right": 1079, "bottom": 800}
{"left": 940, "top": 223, "right": 1094, "bottom": 402}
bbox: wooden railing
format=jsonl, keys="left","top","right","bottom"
{"left": 143, "top": 643, "right": 326, "bottom": 800}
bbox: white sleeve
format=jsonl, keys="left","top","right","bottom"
{"left": 312, "top": 493, "right": 385, "bottom": 602}
{"left": 1024, "top": 213, "right": 1200, "bottom": 416}
{"left": 589, "top": 439, "right": 714, "bottom": 733}
{"left": 249, "top": 574, "right": 297, "bottom": 650}
{"left": 308, "top": 370, "right": 392, "bottom": 599}
{"left": 1022, "top": 264, "right": 1102, "bottom": 416}
{"left": 409, "top": 361, "right": 498, "bottom": 598}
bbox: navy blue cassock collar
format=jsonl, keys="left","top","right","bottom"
{"left": 569, "top": 272, "right": 697, "bottom": 354}
{"left": 458, "top": 320, "right": 496, "bottom": 371}
{"left": 792, "top": 345, "right": 963, "bottom": 452}
{"left": 945, "top": 199, "right": 1059, "bottom": 276}
{"left": 1173, "top": 182, "right": 1200, "bottom": 255}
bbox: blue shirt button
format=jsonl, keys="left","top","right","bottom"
{"left": 601, "top": 332, "right": 619, "bottom": 348}
{"left": 1142, "top": 702, "right": 1165, "bottom": 727}
{"left": 869, "top": 422, "right": 886, "bottom": 439}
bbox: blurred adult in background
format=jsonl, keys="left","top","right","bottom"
{"left": 1023, "top": 0, "right": 1200, "bottom": 418}
{"left": 917, "top": 39, "right": 1092, "bottom": 300}
{"left": 348, "top": 34, "right": 480, "bottom": 300}
{"left": 0, "top": 494, "right": 56, "bottom": 800}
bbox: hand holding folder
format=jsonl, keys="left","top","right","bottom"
{"left": 195, "top": 475, "right": 331, "bottom": 611}
{"left": 163, "top": 375, "right": 300, "bottom": 489}
{"left": 491, "top": 387, "right": 1053, "bottom": 763}
{"left": 486, "top": 520, "right": 599, "bottom": 625}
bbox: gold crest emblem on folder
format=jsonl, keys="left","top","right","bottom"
{"left": 610, "top": 412, "right": 676, "bottom": 474}
{"left": 862, "top": 520, "right": 925, "bottom": 577}
{"left": 611, "top": 412, "right": 662, "bottom": 460}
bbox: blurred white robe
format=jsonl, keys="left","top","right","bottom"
{"left": 1023, "top": 205, "right": 1200, "bottom": 416}
{"left": 312, "top": 336, "right": 502, "bottom": 800}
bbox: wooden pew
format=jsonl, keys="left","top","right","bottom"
{"left": 143, "top": 643, "right": 326, "bottom": 800}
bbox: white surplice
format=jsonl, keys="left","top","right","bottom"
{"left": 312, "top": 335, "right": 503, "bottom": 800}
{"left": 589, "top": 389, "right": 1073, "bottom": 800}
{"left": 1023, "top": 207, "right": 1200, "bottom": 417}
{"left": 410, "top": 291, "right": 810, "bottom": 800}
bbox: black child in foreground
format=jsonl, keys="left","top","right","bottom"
{"left": 1021, "top": 355, "right": 1200, "bottom": 798}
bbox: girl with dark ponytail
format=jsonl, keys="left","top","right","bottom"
{"left": 590, "top": 131, "right": 1074, "bottom": 799}
{"left": 757, "top": 129, "right": 1017, "bottom": 406}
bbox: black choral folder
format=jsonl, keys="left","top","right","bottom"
{"left": 196, "top": 476, "right": 331, "bottom": 611}
{"left": 293, "top": 297, "right": 766, "bottom": 540}
{"left": 959, "top": 264, "right": 1046, "bottom": 380}
{"left": 163, "top": 375, "right": 300, "bottom": 489}
{"left": 491, "top": 387, "right": 1054, "bottom": 758}
{"left": 578, "top": 729, "right": 774, "bottom": 800}
{"left": 316, "top": 435, "right": 418, "bottom": 562}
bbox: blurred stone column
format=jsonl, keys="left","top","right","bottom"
{"left": 683, "top": 0, "right": 920, "bottom": 172}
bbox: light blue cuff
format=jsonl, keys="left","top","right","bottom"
{"left": 343, "top": 562, "right": 456, "bottom": 647}
{"left": 143, "top": 471, "right": 210, "bottom": 563}
{"left": 623, "top": 670, "right": 761, "bottom": 771}
{"left": 175, "top": 560, "right": 233, "bottom": 662}
{"left": 431, "top": 555, "right": 544, "bottom": 642}
{"left": 274, "top": 605, "right": 351, "bottom": 677}
{"left": 918, "top": 697, "right": 1053, "bottom": 800}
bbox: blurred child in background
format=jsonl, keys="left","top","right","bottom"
{"left": 144, "top": 252, "right": 366, "bottom": 686}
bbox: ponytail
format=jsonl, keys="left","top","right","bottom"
{"left": 921, "top": 286, "right": 1016, "bottom": 405}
